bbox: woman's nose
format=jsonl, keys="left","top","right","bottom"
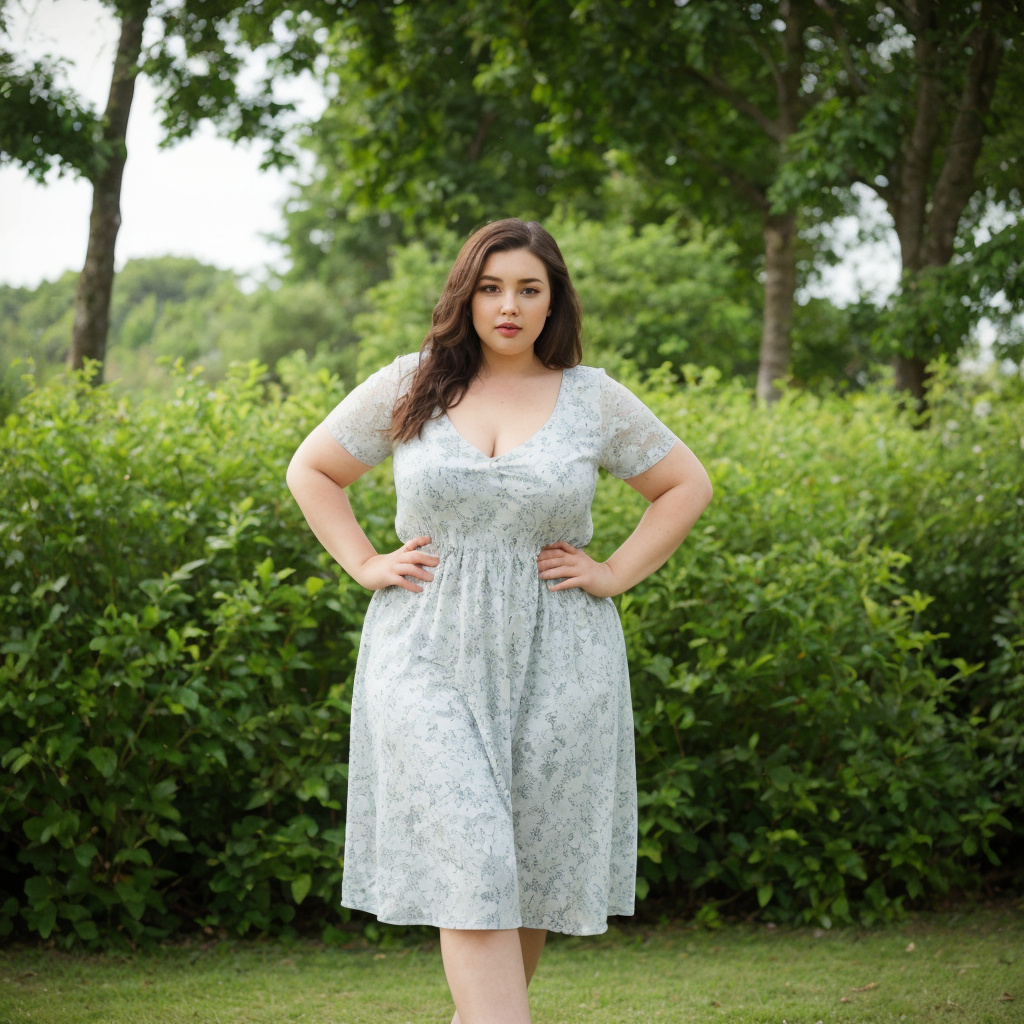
{"left": 501, "top": 292, "right": 519, "bottom": 314}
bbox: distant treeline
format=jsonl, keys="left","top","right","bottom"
{"left": 2, "top": 213, "right": 892, "bottom": 412}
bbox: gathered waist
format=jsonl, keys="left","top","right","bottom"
{"left": 404, "top": 534, "right": 589, "bottom": 558}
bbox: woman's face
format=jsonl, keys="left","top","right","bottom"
{"left": 470, "top": 248, "right": 552, "bottom": 361}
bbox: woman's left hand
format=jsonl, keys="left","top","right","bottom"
{"left": 537, "top": 541, "right": 620, "bottom": 598}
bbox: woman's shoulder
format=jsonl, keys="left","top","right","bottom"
{"left": 381, "top": 350, "right": 425, "bottom": 375}
{"left": 568, "top": 362, "right": 608, "bottom": 384}
{"left": 570, "top": 363, "right": 659, "bottom": 416}
{"left": 363, "top": 350, "right": 424, "bottom": 391}
{"left": 570, "top": 363, "right": 624, "bottom": 398}
{"left": 564, "top": 365, "right": 613, "bottom": 420}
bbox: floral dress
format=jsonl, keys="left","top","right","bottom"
{"left": 323, "top": 351, "right": 679, "bottom": 935}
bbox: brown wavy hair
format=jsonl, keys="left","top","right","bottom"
{"left": 389, "top": 218, "right": 583, "bottom": 444}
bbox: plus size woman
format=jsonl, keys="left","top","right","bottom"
{"left": 286, "top": 218, "right": 713, "bottom": 1024}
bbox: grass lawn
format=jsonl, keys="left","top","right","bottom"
{"left": 1, "top": 902, "right": 1021, "bottom": 1023}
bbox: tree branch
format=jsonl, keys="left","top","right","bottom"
{"left": 749, "top": 32, "right": 786, "bottom": 101}
{"left": 467, "top": 110, "right": 497, "bottom": 162}
{"left": 680, "top": 145, "right": 771, "bottom": 212}
{"left": 813, "top": 0, "right": 868, "bottom": 95}
{"left": 924, "top": 17, "right": 1004, "bottom": 265}
{"left": 893, "top": 9, "right": 941, "bottom": 270}
{"left": 682, "top": 65, "right": 782, "bottom": 142}
{"left": 776, "top": 0, "right": 807, "bottom": 136}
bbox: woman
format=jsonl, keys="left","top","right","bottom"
{"left": 286, "top": 218, "right": 713, "bottom": 1024}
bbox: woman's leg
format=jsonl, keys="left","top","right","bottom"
{"left": 441, "top": 926, "right": 547, "bottom": 1024}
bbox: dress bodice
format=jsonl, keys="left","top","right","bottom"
{"left": 325, "top": 350, "right": 679, "bottom": 559}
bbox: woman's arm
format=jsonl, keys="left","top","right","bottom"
{"left": 286, "top": 423, "right": 439, "bottom": 593}
{"left": 537, "top": 440, "right": 713, "bottom": 598}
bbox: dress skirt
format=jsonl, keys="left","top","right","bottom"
{"left": 322, "top": 352, "right": 680, "bottom": 936}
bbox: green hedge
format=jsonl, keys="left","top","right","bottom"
{"left": 602, "top": 361, "right": 1024, "bottom": 927}
{"left": 1, "top": 356, "right": 1021, "bottom": 949}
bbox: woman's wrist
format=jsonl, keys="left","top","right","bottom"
{"left": 599, "top": 556, "right": 634, "bottom": 597}
{"left": 347, "top": 552, "right": 380, "bottom": 590}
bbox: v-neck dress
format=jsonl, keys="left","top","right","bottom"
{"left": 322, "top": 350, "right": 680, "bottom": 936}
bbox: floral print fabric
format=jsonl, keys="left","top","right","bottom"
{"left": 323, "top": 351, "right": 679, "bottom": 935}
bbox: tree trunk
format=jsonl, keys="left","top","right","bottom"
{"left": 756, "top": 210, "right": 797, "bottom": 403}
{"left": 756, "top": 0, "right": 802, "bottom": 404}
{"left": 886, "top": 3, "right": 938, "bottom": 408}
{"left": 893, "top": 354, "right": 929, "bottom": 405}
{"left": 69, "top": 6, "right": 146, "bottom": 382}
{"left": 887, "top": 4, "right": 1002, "bottom": 407}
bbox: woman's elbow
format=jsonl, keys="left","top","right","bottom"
{"left": 285, "top": 453, "right": 306, "bottom": 496}
{"left": 697, "top": 469, "right": 714, "bottom": 508}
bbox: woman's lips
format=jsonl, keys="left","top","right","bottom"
{"left": 497, "top": 324, "right": 521, "bottom": 336}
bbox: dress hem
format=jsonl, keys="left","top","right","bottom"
{"left": 340, "top": 899, "right": 635, "bottom": 937}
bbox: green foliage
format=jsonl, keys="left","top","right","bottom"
{"left": 0, "top": 272, "right": 79, "bottom": 411}
{"left": 297, "top": 2, "right": 605, "bottom": 238}
{"left": 874, "top": 223, "right": 1024, "bottom": 367}
{"left": 352, "top": 217, "right": 763, "bottom": 382}
{"left": 593, "top": 360, "right": 1024, "bottom": 926}
{"left": 0, "top": 359, "right": 397, "bottom": 948}
{"left": 559, "top": 217, "right": 761, "bottom": 380}
{"left": 1, "top": 356, "right": 1021, "bottom": 948}
{"left": 0, "top": 258, "right": 361, "bottom": 400}
{"left": 789, "top": 294, "right": 883, "bottom": 390}
{"left": 0, "top": 48, "right": 106, "bottom": 181}
{"left": 140, "top": 0, "right": 356, "bottom": 170}
{"left": 352, "top": 240, "right": 454, "bottom": 381}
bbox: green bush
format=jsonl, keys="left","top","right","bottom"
{"left": 596, "top": 360, "right": 1024, "bottom": 925}
{"left": 352, "top": 216, "right": 762, "bottom": 382}
{"left": 0, "top": 359, "right": 396, "bottom": 948}
{"left": 1, "top": 356, "right": 1021, "bottom": 949}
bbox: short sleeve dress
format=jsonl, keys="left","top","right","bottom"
{"left": 322, "top": 351, "right": 679, "bottom": 936}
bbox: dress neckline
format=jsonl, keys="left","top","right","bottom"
{"left": 443, "top": 366, "right": 570, "bottom": 462}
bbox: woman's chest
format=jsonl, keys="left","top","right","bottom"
{"left": 443, "top": 369, "right": 566, "bottom": 461}
{"left": 392, "top": 380, "right": 604, "bottom": 516}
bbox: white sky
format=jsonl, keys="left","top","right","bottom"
{"left": 0, "top": 0, "right": 325, "bottom": 289}
{"left": 0, "top": 0, "right": 907, "bottom": 311}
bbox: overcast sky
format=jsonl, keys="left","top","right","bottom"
{"left": 0, "top": 0, "right": 326, "bottom": 290}
{"left": 0, "top": 0, "right": 904, "bottom": 308}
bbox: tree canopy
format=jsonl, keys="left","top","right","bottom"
{"left": 3, "top": 0, "right": 1021, "bottom": 395}
{"left": 287, "top": 0, "right": 1023, "bottom": 400}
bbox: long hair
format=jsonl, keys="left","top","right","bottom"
{"left": 389, "top": 218, "right": 583, "bottom": 444}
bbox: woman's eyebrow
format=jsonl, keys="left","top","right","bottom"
{"left": 478, "top": 275, "right": 545, "bottom": 284}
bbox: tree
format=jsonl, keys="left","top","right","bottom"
{"left": 279, "top": 0, "right": 614, "bottom": 291}
{"left": 0, "top": 0, "right": 342, "bottom": 383}
{"left": 69, "top": 1, "right": 147, "bottom": 380}
{"left": 300, "top": 1, "right": 1022, "bottom": 402}
{"left": 299, "top": 0, "right": 863, "bottom": 400}
{"left": 0, "top": 36, "right": 106, "bottom": 180}
{"left": 774, "top": 0, "right": 1024, "bottom": 405}
{"left": 482, "top": 0, "right": 843, "bottom": 403}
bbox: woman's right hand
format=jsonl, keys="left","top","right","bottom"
{"left": 354, "top": 535, "right": 439, "bottom": 593}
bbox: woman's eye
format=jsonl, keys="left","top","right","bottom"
{"left": 522, "top": 288, "right": 538, "bottom": 295}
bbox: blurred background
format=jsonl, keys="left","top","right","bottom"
{"left": 2, "top": 0, "right": 1023, "bottom": 949}
{"left": 2, "top": 0, "right": 1019, "bottom": 405}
